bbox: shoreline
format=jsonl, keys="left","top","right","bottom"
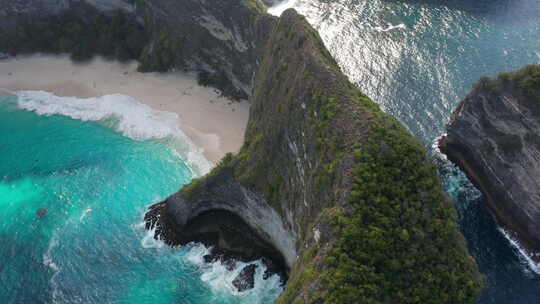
{"left": 0, "top": 54, "right": 249, "bottom": 164}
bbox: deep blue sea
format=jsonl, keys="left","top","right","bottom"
{"left": 271, "top": 0, "right": 540, "bottom": 302}
{"left": 0, "top": 92, "right": 282, "bottom": 303}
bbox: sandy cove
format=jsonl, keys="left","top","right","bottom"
{"left": 0, "top": 54, "right": 250, "bottom": 164}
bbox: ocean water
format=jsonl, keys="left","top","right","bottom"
{"left": 270, "top": 0, "right": 540, "bottom": 302}
{"left": 0, "top": 92, "right": 283, "bottom": 304}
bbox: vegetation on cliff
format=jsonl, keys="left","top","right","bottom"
{"left": 0, "top": 8, "right": 147, "bottom": 62}
{"left": 322, "top": 120, "right": 483, "bottom": 303}
{"left": 474, "top": 64, "right": 540, "bottom": 99}
{"left": 177, "top": 8, "right": 484, "bottom": 304}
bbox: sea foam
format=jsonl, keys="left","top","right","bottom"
{"left": 268, "top": 0, "right": 297, "bottom": 16}
{"left": 184, "top": 243, "right": 284, "bottom": 303}
{"left": 16, "top": 91, "right": 212, "bottom": 176}
{"left": 498, "top": 228, "right": 540, "bottom": 275}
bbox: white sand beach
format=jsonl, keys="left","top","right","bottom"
{"left": 0, "top": 54, "right": 250, "bottom": 164}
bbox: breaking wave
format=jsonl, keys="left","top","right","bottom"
{"left": 15, "top": 90, "right": 212, "bottom": 176}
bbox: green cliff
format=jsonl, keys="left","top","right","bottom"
{"left": 150, "top": 8, "right": 484, "bottom": 304}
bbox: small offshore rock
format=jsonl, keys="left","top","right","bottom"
{"left": 232, "top": 264, "right": 258, "bottom": 292}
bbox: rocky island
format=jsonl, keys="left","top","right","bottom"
{"left": 440, "top": 65, "right": 540, "bottom": 262}
{"left": 1, "top": 0, "right": 484, "bottom": 303}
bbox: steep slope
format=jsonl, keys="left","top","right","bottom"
{"left": 148, "top": 9, "right": 484, "bottom": 304}
{"left": 440, "top": 65, "right": 540, "bottom": 260}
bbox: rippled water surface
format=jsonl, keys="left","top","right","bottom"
{"left": 0, "top": 93, "right": 283, "bottom": 304}
{"left": 271, "top": 0, "right": 540, "bottom": 302}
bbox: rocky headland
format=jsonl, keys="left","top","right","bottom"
{"left": 440, "top": 65, "right": 540, "bottom": 262}
{"left": 1, "top": 0, "right": 484, "bottom": 302}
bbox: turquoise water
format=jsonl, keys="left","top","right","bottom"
{"left": 0, "top": 94, "right": 282, "bottom": 303}
{"left": 271, "top": 0, "right": 540, "bottom": 302}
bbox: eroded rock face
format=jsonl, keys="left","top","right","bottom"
{"left": 440, "top": 66, "right": 540, "bottom": 258}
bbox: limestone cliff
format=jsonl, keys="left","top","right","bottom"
{"left": 440, "top": 65, "right": 540, "bottom": 260}
{"left": 148, "top": 8, "right": 483, "bottom": 304}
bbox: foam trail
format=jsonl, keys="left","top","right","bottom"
{"left": 15, "top": 91, "right": 212, "bottom": 176}
{"left": 79, "top": 207, "right": 92, "bottom": 222}
{"left": 43, "top": 228, "right": 63, "bottom": 304}
{"left": 498, "top": 228, "right": 540, "bottom": 275}
{"left": 374, "top": 23, "right": 406, "bottom": 32}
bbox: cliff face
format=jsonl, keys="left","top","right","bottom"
{"left": 137, "top": 0, "right": 273, "bottom": 98}
{"left": 440, "top": 65, "right": 540, "bottom": 258}
{"left": 149, "top": 8, "right": 483, "bottom": 304}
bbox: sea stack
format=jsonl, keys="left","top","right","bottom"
{"left": 440, "top": 65, "right": 540, "bottom": 260}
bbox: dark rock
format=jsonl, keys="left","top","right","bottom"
{"left": 203, "top": 254, "right": 214, "bottom": 264}
{"left": 261, "top": 257, "right": 285, "bottom": 284}
{"left": 440, "top": 65, "right": 540, "bottom": 260}
{"left": 202, "top": 248, "right": 236, "bottom": 270}
{"left": 36, "top": 208, "right": 47, "bottom": 218}
{"left": 232, "top": 264, "right": 258, "bottom": 292}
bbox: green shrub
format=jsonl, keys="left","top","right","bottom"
{"left": 322, "top": 118, "right": 484, "bottom": 304}
{"left": 0, "top": 9, "right": 148, "bottom": 63}
{"left": 513, "top": 65, "right": 540, "bottom": 96}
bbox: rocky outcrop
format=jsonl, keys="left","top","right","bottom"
{"left": 136, "top": 0, "right": 274, "bottom": 98}
{"left": 232, "top": 264, "right": 258, "bottom": 292}
{"left": 440, "top": 65, "right": 540, "bottom": 259}
{"left": 148, "top": 8, "right": 483, "bottom": 304}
